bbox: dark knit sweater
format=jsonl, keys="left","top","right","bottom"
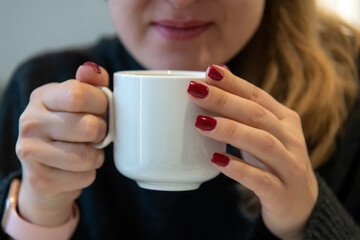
{"left": 0, "top": 37, "right": 359, "bottom": 239}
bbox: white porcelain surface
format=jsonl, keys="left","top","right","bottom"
{"left": 98, "top": 70, "right": 226, "bottom": 191}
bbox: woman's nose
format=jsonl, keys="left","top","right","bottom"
{"left": 166, "top": 0, "right": 197, "bottom": 8}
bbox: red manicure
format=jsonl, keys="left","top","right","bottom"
{"left": 207, "top": 64, "right": 224, "bottom": 81}
{"left": 195, "top": 115, "right": 217, "bottom": 131}
{"left": 211, "top": 153, "right": 230, "bottom": 167}
{"left": 187, "top": 81, "right": 209, "bottom": 98}
{"left": 83, "top": 61, "right": 101, "bottom": 74}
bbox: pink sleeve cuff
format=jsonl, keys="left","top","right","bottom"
{"left": 2, "top": 179, "right": 80, "bottom": 240}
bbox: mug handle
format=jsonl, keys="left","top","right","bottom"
{"left": 92, "top": 86, "right": 114, "bottom": 149}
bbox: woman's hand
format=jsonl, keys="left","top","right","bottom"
{"left": 188, "top": 65, "right": 318, "bottom": 239}
{"left": 15, "top": 62, "right": 109, "bottom": 227}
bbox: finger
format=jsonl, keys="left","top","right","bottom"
{"left": 205, "top": 65, "right": 288, "bottom": 119}
{"left": 23, "top": 160, "right": 97, "bottom": 195}
{"left": 52, "top": 169, "right": 97, "bottom": 193}
{"left": 188, "top": 81, "right": 285, "bottom": 141}
{"left": 18, "top": 139, "right": 104, "bottom": 172}
{"left": 42, "top": 80, "right": 108, "bottom": 114}
{"left": 196, "top": 116, "right": 293, "bottom": 179}
{"left": 44, "top": 111, "right": 107, "bottom": 143}
{"left": 76, "top": 62, "right": 109, "bottom": 87}
{"left": 211, "top": 152, "right": 284, "bottom": 201}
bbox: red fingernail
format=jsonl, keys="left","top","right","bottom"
{"left": 83, "top": 61, "right": 101, "bottom": 74}
{"left": 211, "top": 153, "right": 230, "bottom": 167}
{"left": 187, "top": 81, "right": 209, "bottom": 98}
{"left": 195, "top": 115, "right": 217, "bottom": 131}
{"left": 207, "top": 64, "right": 224, "bottom": 81}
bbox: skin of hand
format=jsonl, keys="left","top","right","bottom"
{"left": 15, "top": 63, "right": 109, "bottom": 227}
{"left": 188, "top": 65, "right": 319, "bottom": 240}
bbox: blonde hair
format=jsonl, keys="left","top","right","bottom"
{"left": 237, "top": 0, "right": 360, "bottom": 169}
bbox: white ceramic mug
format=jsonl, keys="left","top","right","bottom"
{"left": 95, "top": 70, "right": 226, "bottom": 191}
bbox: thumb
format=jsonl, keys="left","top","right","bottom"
{"left": 75, "top": 61, "right": 109, "bottom": 87}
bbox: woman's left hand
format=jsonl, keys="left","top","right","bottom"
{"left": 187, "top": 65, "right": 318, "bottom": 240}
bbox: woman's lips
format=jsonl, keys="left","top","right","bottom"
{"left": 152, "top": 20, "right": 212, "bottom": 40}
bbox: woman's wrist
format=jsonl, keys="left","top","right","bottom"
{"left": 18, "top": 179, "right": 75, "bottom": 227}
{"left": 2, "top": 179, "right": 80, "bottom": 240}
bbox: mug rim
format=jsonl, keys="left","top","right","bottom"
{"left": 114, "top": 70, "right": 205, "bottom": 78}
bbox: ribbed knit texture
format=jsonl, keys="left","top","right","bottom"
{"left": 305, "top": 175, "right": 360, "bottom": 239}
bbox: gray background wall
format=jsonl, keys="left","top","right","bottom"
{"left": 0, "top": 1, "right": 359, "bottom": 90}
{"left": 0, "top": 0, "right": 114, "bottom": 89}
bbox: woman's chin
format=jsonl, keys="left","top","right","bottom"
{"left": 140, "top": 58, "right": 210, "bottom": 71}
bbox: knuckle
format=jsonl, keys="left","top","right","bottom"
{"left": 259, "top": 133, "right": 275, "bottom": 153}
{"left": 215, "top": 93, "right": 229, "bottom": 109}
{"left": 290, "top": 134, "right": 306, "bottom": 149}
{"left": 64, "top": 81, "right": 86, "bottom": 111}
{"left": 225, "top": 121, "right": 238, "bottom": 139}
{"left": 254, "top": 173, "right": 276, "bottom": 198}
{"left": 83, "top": 170, "right": 97, "bottom": 188}
{"left": 73, "top": 144, "right": 93, "bottom": 169}
{"left": 235, "top": 164, "right": 249, "bottom": 182}
{"left": 292, "top": 159, "right": 307, "bottom": 177}
{"left": 29, "top": 87, "right": 42, "bottom": 101}
{"left": 249, "top": 85, "right": 261, "bottom": 103}
{"left": 18, "top": 112, "right": 41, "bottom": 137}
{"left": 76, "top": 145, "right": 103, "bottom": 170}
{"left": 94, "top": 150, "right": 105, "bottom": 169}
{"left": 256, "top": 173, "right": 272, "bottom": 192}
{"left": 248, "top": 105, "right": 266, "bottom": 126}
{"left": 225, "top": 78, "right": 236, "bottom": 93}
{"left": 82, "top": 115, "right": 106, "bottom": 142}
{"left": 288, "top": 109, "right": 302, "bottom": 123}
{"left": 15, "top": 140, "right": 34, "bottom": 163}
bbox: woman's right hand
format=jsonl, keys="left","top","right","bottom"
{"left": 15, "top": 62, "right": 109, "bottom": 227}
